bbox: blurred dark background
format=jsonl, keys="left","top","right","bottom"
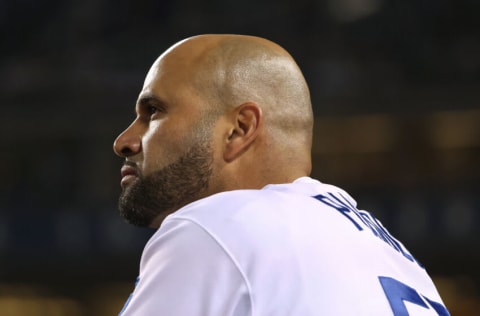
{"left": 1, "top": 0, "right": 479, "bottom": 314}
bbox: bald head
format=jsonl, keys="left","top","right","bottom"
{"left": 140, "top": 35, "right": 314, "bottom": 188}
{"left": 191, "top": 35, "right": 313, "bottom": 142}
{"left": 153, "top": 36, "right": 311, "bottom": 118}
{"left": 162, "top": 35, "right": 312, "bottom": 155}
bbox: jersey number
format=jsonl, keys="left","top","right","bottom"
{"left": 379, "top": 277, "right": 450, "bottom": 316}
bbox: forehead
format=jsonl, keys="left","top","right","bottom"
{"left": 139, "top": 44, "right": 221, "bottom": 113}
{"left": 144, "top": 39, "right": 203, "bottom": 84}
{"left": 140, "top": 54, "right": 201, "bottom": 105}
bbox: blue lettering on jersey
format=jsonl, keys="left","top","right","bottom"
{"left": 313, "top": 193, "right": 423, "bottom": 268}
{"left": 379, "top": 276, "right": 450, "bottom": 315}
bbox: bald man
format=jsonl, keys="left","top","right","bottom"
{"left": 114, "top": 35, "right": 449, "bottom": 316}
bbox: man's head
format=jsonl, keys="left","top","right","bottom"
{"left": 113, "top": 34, "right": 314, "bottom": 228}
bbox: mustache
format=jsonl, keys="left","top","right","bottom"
{"left": 122, "top": 160, "right": 142, "bottom": 177}
{"left": 123, "top": 160, "right": 138, "bottom": 169}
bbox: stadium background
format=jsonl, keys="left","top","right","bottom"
{"left": 1, "top": 0, "right": 479, "bottom": 314}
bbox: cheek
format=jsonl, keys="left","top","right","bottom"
{"left": 140, "top": 123, "right": 185, "bottom": 175}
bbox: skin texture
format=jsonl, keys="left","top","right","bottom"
{"left": 113, "top": 34, "right": 314, "bottom": 228}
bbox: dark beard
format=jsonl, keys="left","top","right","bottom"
{"left": 118, "top": 141, "right": 213, "bottom": 227}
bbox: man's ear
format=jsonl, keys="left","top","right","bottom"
{"left": 224, "top": 102, "right": 262, "bottom": 162}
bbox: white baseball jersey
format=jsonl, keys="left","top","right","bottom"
{"left": 119, "top": 177, "right": 449, "bottom": 315}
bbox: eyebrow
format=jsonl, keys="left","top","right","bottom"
{"left": 136, "top": 94, "right": 167, "bottom": 112}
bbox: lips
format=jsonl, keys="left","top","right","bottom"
{"left": 120, "top": 164, "right": 138, "bottom": 187}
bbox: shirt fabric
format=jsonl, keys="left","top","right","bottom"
{"left": 119, "top": 177, "right": 449, "bottom": 315}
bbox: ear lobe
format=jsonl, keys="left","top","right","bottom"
{"left": 224, "top": 102, "right": 262, "bottom": 162}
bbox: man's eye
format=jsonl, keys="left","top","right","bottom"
{"left": 148, "top": 106, "right": 159, "bottom": 115}
{"left": 141, "top": 104, "right": 165, "bottom": 119}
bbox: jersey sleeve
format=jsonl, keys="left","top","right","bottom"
{"left": 119, "top": 218, "right": 252, "bottom": 316}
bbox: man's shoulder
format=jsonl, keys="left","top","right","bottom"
{"left": 170, "top": 178, "right": 352, "bottom": 220}
{"left": 172, "top": 188, "right": 282, "bottom": 220}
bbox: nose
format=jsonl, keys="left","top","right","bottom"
{"left": 113, "top": 121, "right": 142, "bottom": 157}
